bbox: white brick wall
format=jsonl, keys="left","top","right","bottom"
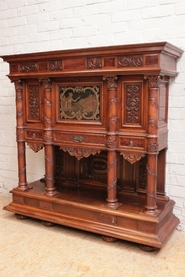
{"left": 0, "top": 0, "right": 185, "bottom": 232}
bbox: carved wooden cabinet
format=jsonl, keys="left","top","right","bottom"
{"left": 1, "top": 42, "right": 183, "bottom": 250}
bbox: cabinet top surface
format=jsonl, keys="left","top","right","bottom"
{"left": 1, "top": 42, "right": 183, "bottom": 78}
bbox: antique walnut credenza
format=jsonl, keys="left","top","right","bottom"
{"left": 1, "top": 42, "right": 183, "bottom": 250}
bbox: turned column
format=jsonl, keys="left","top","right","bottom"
{"left": 145, "top": 76, "right": 160, "bottom": 215}
{"left": 14, "top": 80, "right": 30, "bottom": 191}
{"left": 42, "top": 79, "right": 58, "bottom": 196}
{"left": 103, "top": 76, "right": 121, "bottom": 209}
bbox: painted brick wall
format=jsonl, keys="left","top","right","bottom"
{"left": 0, "top": 0, "right": 185, "bottom": 232}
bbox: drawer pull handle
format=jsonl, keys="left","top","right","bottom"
{"left": 32, "top": 133, "right": 36, "bottom": 139}
{"left": 73, "top": 136, "right": 83, "bottom": 143}
{"left": 130, "top": 140, "right": 133, "bottom": 147}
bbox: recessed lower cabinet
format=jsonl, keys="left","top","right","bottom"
{"left": 1, "top": 42, "right": 183, "bottom": 250}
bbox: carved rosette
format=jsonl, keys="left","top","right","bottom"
{"left": 87, "top": 57, "right": 102, "bottom": 69}
{"left": 60, "top": 147, "right": 100, "bottom": 160}
{"left": 27, "top": 142, "right": 44, "bottom": 153}
{"left": 120, "top": 152, "right": 145, "bottom": 164}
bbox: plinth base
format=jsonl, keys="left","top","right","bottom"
{"left": 3, "top": 180, "right": 179, "bottom": 249}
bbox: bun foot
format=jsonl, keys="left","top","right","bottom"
{"left": 15, "top": 213, "right": 27, "bottom": 220}
{"left": 101, "top": 235, "right": 117, "bottom": 243}
{"left": 41, "top": 221, "right": 55, "bottom": 227}
{"left": 139, "top": 244, "right": 158, "bottom": 252}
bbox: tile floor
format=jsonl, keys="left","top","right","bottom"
{"left": 0, "top": 193, "right": 185, "bottom": 277}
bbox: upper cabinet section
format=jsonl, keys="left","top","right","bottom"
{"left": 1, "top": 42, "right": 183, "bottom": 80}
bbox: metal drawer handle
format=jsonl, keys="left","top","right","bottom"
{"left": 130, "top": 140, "right": 133, "bottom": 147}
{"left": 73, "top": 136, "right": 83, "bottom": 143}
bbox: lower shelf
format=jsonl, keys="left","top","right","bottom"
{"left": 3, "top": 180, "right": 179, "bottom": 249}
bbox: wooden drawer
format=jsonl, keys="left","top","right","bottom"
{"left": 25, "top": 130, "right": 43, "bottom": 141}
{"left": 53, "top": 131, "right": 106, "bottom": 147}
{"left": 118, "top": 136, "right": 145, "bottom": 151}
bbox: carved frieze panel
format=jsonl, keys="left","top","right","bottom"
{"left": 20, "top": 62, "right": 37, "bottom": 72}
{"left": 118, "top": 55, "right": 143, "bottom": 67}
{"left": 125, "top": 84, "right": 141, "bottom": 124}
{"left": 103, "top": 57, "right": 115, "bottom": 67}
{"left": 63, "top": 58, "right": 85, "bottom": 70}
{"left": 38, "top": 62, "right": 49, "bottom": 71}
{"left": 49, "top": 60, "right": 62, "bottom": 71}
{"left": 60, "top": 86, "right": 100, "bottom": 120}
{"left": 145, "top": 55, "right": 159, "bottom": 66}
{"left": 28, "top": 85, "right": 40, "bottom": 120}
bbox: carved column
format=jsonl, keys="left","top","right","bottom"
{"left": 145, "top": 76, "right": 160, "bottom": 215}
{"left": 103, "top": 76, "right": 121, "bottom": 209}
{"left": 15, "top": 80, "right": 30, "bottom": 191}
{"left": 42, "top": 79, "right": 58, "bottom": 196}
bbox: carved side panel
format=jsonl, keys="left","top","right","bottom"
{"left": 123, "top": 83, "right": 142, "bottom": 125}
{"left": 27, "top": 84, "right": 41, "bottom": 122}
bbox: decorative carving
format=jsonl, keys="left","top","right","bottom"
{"left": 28, "top": 85, "right": 40, "bottom": 120}
{"left": 106, "top": 138, "right": 116, "bottom": 148}
{"left": 27, "top": 142, "right": 44, "bottom": 153}
{"left": 118, "top": 55, "right": 143, "bottom": 67}
{"left": 20, "top": 62, "right": 37, "bottom": 72}
{"left": 120, "top": 152, "right": 145, "bottom": 164}
{"left": 146, "top": 165, "right": 157, "bottom": 178}
{"left": 87, "top": 57, "right": 102, "bottom": 69}
{"left": 126, "top": 85, "right": 140, "bottom": 123}
{"left": 60, "top": 86, "right": 100, "bottom": 120}
{"left": 49, "top": 60, "right": 62, "bottom": 71}
{"left": 39, "top": 62, "right": 49, "bottom": 71}
{"left": 14, "top": 80, "right": 23, "bottom": 91}
{"left": 16, "top": 129, "right": 24, "bottom": 141}
{"left": 104, "top": 58, "right": 115, "bottom": 67}
{"left": 148, "top": 119, "right": 158, "bottom": 128}
{"left": 103, "top": 76, "right": 117, "bottom": 89}
{"left": 144, "top": 75, "right": 160, "bottom": 89}
{"left": 60, "top": 147, "right": 100, "bottom": 160}
{"left": 40, "top": 79, "right": 52, "bottom": 90}
{"left": 149, "top": 97, "right": 159, "bottom": 109}
{"left": 147, "top": 142, "right": 159, "bottom": 152}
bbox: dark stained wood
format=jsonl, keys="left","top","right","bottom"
{"left": 1, "top": 42, "right": 183, "bottom": 250}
